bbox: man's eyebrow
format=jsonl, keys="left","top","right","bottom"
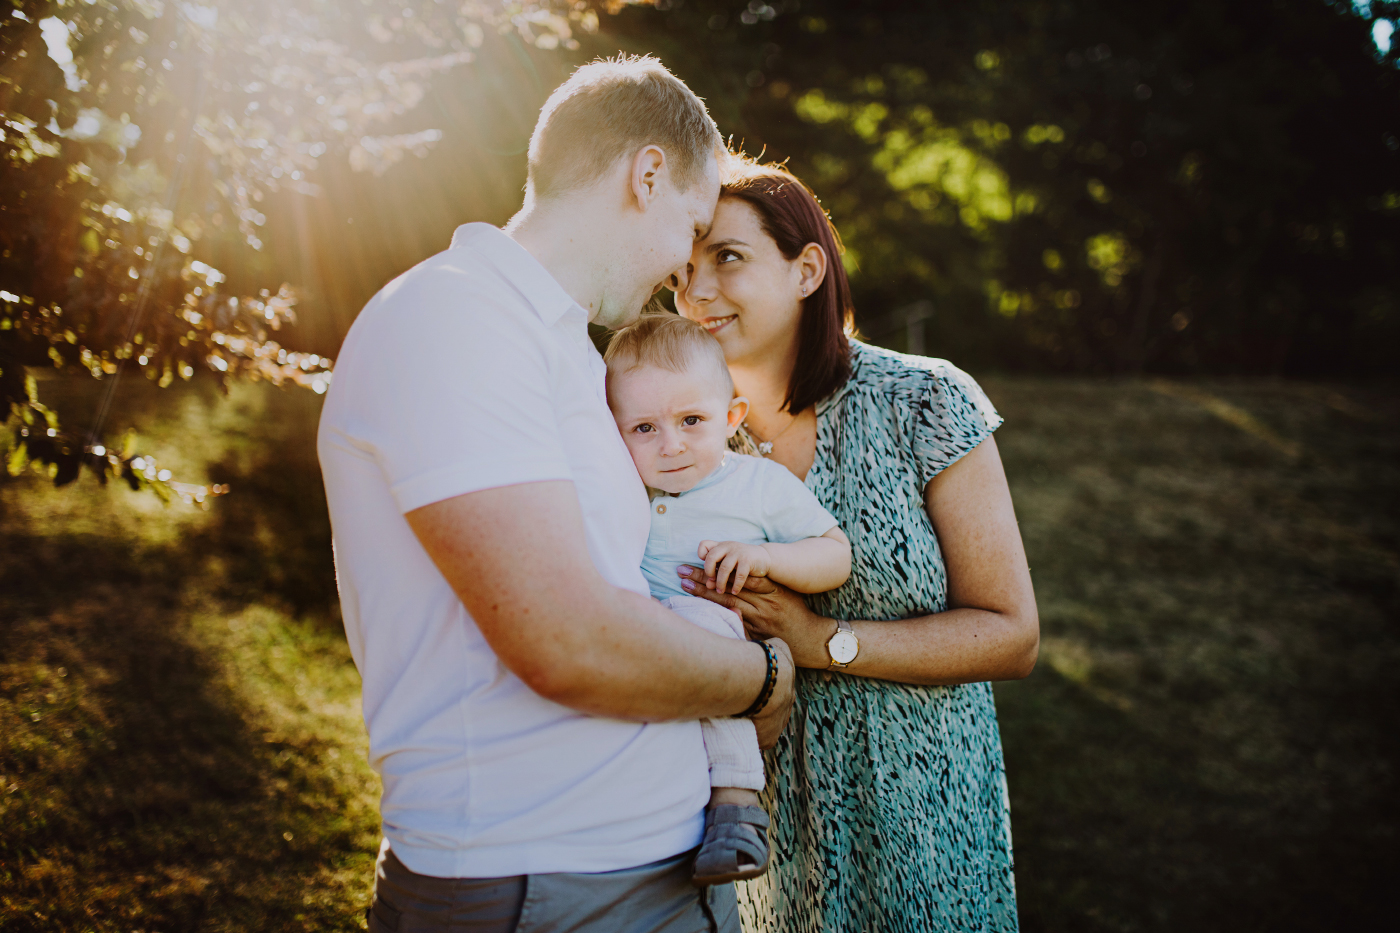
{"left": 705, "top": 238, "right": 749, "bottom": 253}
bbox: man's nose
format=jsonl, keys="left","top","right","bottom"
{"left": 667, "top": 263, "right": 693, "bottom": 295}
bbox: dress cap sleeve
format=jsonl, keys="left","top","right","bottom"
{"left": 910, "top": 361, "right": 1003, "bottom": 486}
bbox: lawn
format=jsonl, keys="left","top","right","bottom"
{"left": 1, "top": 372, "right": 1395, "bottom": 931}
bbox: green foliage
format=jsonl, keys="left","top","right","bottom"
{"left": 600, "top": 0, "right": 1400, "bottom": 374}
{"left": 0, "top": 0, "right": 619, "bottom": 496}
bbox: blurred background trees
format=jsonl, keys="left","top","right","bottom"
{"left": 603, "top": 0, "right": 1400, "bottom": 375}
{"left": 1, "top": 0, "right": 602, "bottom": 494}
{"left": 3, "top": 0, "right": 1397, "bottom": 495}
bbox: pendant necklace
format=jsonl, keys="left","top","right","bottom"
{"left": 744, "top": 412, "right": 799, "bottom": 456}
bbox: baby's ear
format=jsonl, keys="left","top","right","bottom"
{"left": 727, "top": 396, "right": 749, "bottom": 436}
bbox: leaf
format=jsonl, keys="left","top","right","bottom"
{"left": 6, "top": 441, "right": 27, "bottom": 476}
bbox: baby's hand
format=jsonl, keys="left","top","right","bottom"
{"left": 696, "top": 540, "right": 771, "bottom": 595}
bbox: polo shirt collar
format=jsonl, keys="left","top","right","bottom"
{"left": 450, "top": 222, "right": 582, "bottom": 327}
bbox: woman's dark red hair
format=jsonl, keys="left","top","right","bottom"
{"left": 720, "top": 157, "right": 854, "bottom": 415}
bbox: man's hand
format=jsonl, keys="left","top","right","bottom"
{"left": 751, "top": 637, "right": 795, "bottom": 749}
{"left": 697, "top": 539, "right": 770, "bottom": 595}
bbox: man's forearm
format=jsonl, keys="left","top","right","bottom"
{"left": 406, "top": 481, "right": 775, "bottom": 723}
{"left": 525, "top": 584, "right": 772, "bottom": 721}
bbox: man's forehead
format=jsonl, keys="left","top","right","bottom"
{"left": 690, "top": 166, "right": 721, "bottom": 234}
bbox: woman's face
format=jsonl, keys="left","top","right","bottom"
{"left": 674, "top": 198, "right": 806, "bottom": 368}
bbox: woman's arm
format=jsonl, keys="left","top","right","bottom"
{"left": 679, "top": 437, "right": 1039, "bottom": 686}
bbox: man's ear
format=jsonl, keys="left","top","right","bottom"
{"left": 726, "top": 396, "right": 750, "bottom": 436}
{"left": 629, "top": 145, "right": 667, "bottom": 211}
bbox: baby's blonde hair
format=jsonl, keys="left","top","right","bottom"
{"left": 604, "top": 312, "right": 734, "bottom": 397}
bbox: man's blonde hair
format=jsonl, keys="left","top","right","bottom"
{"left": 527, "top": 55, "right": 723, "bottom": 200}
{"left": 604, "top": 313, "right": 734, "bottom": 397}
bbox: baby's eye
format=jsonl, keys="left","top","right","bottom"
{"left": 683, "top": 415, "right": 701, "bottom": 426}
{"left": 634, "top": 423, "right": 654, "bottom": 434}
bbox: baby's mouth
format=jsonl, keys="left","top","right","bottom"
{"left": 699, "top": 315, "right": 736, "bottom": 334}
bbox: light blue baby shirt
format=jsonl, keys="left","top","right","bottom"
{"left": 641, "top": 453, "right": 840, "bottom": 600}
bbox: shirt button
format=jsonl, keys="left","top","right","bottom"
{"left": 656, "top": 504, "right": 667, "bottom": 514}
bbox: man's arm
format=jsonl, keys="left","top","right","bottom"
{"left": 406, "top": 480, "right": 794, "bottom": 736}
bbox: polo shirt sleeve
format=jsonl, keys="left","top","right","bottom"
{"left": 757, "top": 459, "right": 840, "bottom": 544}
{"left": 349, "top": 270, "right": 573, "bottom": 514}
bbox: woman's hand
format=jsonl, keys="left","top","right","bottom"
{"left": 678, "top": 565, "right": 835, "bottom": 669}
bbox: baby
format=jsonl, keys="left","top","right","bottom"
{"left": 604, "top": 313, "right": 852, "bottom": 886}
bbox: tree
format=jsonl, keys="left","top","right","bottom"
{"left": 599, "top": 0, "right": 1400, "bottom": 375}
{"left": 1, "top": 0, "right": 624, "bottom": 499}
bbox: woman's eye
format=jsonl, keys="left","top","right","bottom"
{"left": 683, "top": 415, "right": 700, "bottom": 426}
{"left": 717, "top": 249, "right": 740, "bottom": 264}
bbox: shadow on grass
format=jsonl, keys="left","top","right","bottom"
{"left": 0, "top": 380, "right": 375, "bottom": 932}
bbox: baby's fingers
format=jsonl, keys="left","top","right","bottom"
{"left": 702, "top": 545, "right": 727, "bottom": 589}
{"left": 696, "top": 540, "right": 718, "bottom": 560}
{"left": 730, "top": 556, "right": 752, "bottom": 595}
{"left": 715, "top": 551, "right": 743, "bottom": 595}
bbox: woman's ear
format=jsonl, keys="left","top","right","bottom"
{"left": 797, "top": 242, "right": 828, "bottom": 298}
{"left": 727, "top": 396, "right": 750, "bottom": 436}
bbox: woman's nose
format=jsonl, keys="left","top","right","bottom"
{"left": 678, "top": 264, "right": 717, "bottom": 309}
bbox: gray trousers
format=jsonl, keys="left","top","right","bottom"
{"left": 367, "top": 841, "right": 740, "bottom": 933}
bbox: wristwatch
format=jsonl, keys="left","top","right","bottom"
{"left": 826, "top": 619, "right": 859, "bottom": 670}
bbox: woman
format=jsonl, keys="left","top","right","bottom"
{"left": 671, "top": 158, "right": 1039, "bottom": 932}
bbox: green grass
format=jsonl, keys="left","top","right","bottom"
{"left": 1, "top": 378, "right": 377, "bottom": 932}
{"left": 987, "top": 378, "right": 1398, "bottom": 932}
{"left": 1, "top": 373, "right": 1395, "bottom": 931}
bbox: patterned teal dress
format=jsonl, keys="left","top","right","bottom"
{"left": 737, "top": 341, "right": 1019, "bottom": 933}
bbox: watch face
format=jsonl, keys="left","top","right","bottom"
{"left": 829, "top": 631, "right": 859, "bottom": 664}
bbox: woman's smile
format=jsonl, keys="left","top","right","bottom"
{"left": 698, "top": 314, "right": 737, "bottom": 335}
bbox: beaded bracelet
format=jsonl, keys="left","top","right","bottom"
{"left": 739, "top": 640, "right": 779, "bottom": 719}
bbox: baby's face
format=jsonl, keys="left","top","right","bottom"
{"left": 607, "top": 363, "right": 744, "bottom": 494}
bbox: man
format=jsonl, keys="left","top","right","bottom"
{"left": 318, "top": 55, "right": 794, "bottom": 932}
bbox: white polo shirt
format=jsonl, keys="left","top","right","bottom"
{"left": 317, "top": 223, "right": 709, "bottom": 878}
